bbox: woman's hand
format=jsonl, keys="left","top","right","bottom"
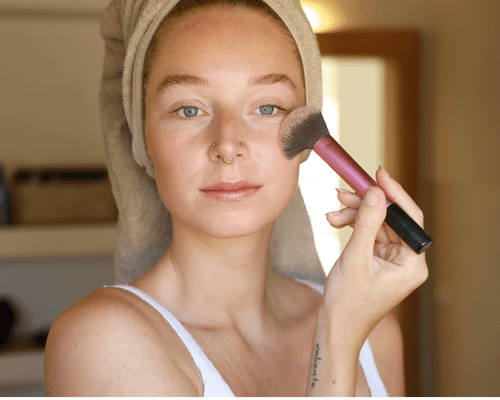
{"left": 305, "top": 167, "right": 428, "bottom": 396}
{"left": 323, "top": 167, "right": 428, "bottom": 348}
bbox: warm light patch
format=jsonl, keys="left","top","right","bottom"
{"left": 300, "top": 1, "right": 344, "bottom": 32}
{"left": 301, "top": 3, "right": 323, "bottom": 31}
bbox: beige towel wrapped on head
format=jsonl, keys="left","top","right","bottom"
{"left": 99, "top": 0, "right": 327, "bottom": 285}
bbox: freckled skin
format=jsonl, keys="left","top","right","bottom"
{"left": 143, "top": 6, "right": 305, "bottom": 241}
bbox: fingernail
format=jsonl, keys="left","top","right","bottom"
{"left": 326, "top": 211, "right": 341, "bottom": 218}
{"left": 378, "top": 165, "right": 390, "bottom": 176}
{"left": 364, "top": 187, "right": 378, "bottom": 206}
{"left": 336, "top": 188, "right": 352, "bottom": 194}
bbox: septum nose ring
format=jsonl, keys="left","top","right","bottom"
{"left": 213, "top": 142, "right": 244, "bottom": 164}
{"left": 222, "top": 156, "right": 236, "bottom": 164}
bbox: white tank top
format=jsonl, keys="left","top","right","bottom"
{"left": 108, "top": 282, "right": 388, "bottom": 397}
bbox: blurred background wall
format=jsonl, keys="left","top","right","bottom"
{"left": 1, "top": 0, "right": 499, "bottom": 396}
{"left": 316, "top": 0, "right": 500, "bottom": 396}
{"left": 0, "top": 1, "right": 113, "bottom": 395}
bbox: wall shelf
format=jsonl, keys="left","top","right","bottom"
{"left": 0, "top": 224, "right": 117, "bottom": 260}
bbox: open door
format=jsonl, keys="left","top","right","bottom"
{"left": 315, "top": 29, "right": 422, "bottom": 396}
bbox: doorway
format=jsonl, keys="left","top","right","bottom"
{"left": 299, "top": 30, "right": 424, "bottom": 396}
{"left": 300, "top": 56, "right": 385, "bottom": 272}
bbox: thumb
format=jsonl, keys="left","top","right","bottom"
{"left": 344, "top": 186, "right": 387, "bottom": 262}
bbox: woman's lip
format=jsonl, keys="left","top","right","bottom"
{"left": 201, "top": 181, "right": 261, "bottom": 192}
{"left": 200, "top": 181, "right": 262, "bottom": 202}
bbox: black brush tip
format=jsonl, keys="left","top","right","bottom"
{"left": 279, "top": 106, "right": 330, "bottom": 159}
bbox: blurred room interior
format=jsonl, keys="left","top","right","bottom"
{"left": 1, "top": 0, "right": 499, "bottom": 396}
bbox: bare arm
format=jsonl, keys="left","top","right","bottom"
{"left": 305, "top": 168, "right": 427, "bottom": 396}
{"left": 305, "top": 307, "right": 359, "bottom": 396}
{"left": 369, "top": 312, "right": 405, "bottom": 396}
{"left": 44, "top": 289, "right": 200, "bottom": 396}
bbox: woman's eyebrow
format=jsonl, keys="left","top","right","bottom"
{"left": 249, "top": 73, "right": 297, "bottom": 92}
{"left": 156, "top": 73, "right": 297, "bottom": 93}
{"left": 156, "top": 74, "right": 209, "bottom": 93}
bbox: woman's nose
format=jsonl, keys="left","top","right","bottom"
{"left": 208, "top": 112, "right": 248, "bottom": 163}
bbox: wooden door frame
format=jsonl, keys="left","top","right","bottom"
{"left": 316, "top": 29, "right": 422, "bottom": 396}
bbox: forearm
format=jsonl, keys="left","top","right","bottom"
{"left": 305, "top": 307, "right": 362, "bottom": 397}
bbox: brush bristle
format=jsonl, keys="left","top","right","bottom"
{"left": 279, "top": 106, "right": 330, "bottom": 159}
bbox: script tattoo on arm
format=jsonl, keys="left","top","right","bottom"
{"left": 311, "top": 342, "right": 321, "bottom": 389}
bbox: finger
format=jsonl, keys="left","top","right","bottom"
{"left": 337, "top": 187, "right": 400, "bottom": 245}
{"left": 383, "top": 220, "right": 404, "bottom": 245}
{"left": 376, "top": 167, "right": 424, "bottom": 227}
{"left": 336, "top": 188, "right": 362, "bottom": 209}
{"left": 326, "top": 207, "right": 392, "bottom": 244}
{"left": 326, "top": 207, "right": 357, "bottom": 229}
{"left": 343, "top": 186, "right": 388, "bottom": 262}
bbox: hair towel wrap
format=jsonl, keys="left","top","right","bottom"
{"left": 99, "top": 0, "right": 326, "bottom": 285}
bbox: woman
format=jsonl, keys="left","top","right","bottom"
{"left": 45, "top": 0, "right": 428, "bottom": 396}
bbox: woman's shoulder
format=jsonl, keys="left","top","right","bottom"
{"left": 44, "top": 287, "right": 202, "bottom": 396}
{"left": 367, "top": 312, "right": 405, "bottom": 396}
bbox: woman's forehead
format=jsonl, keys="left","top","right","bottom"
{"left": 160, "top": 6, "right": 293, "bottom": 47}
{"left": 162, "top": 2, "right": 291, "bottom": 37}
{"left": 149, "top": 6, "right": 304, "bottom": 85}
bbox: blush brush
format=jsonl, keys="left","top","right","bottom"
{"left": 280, "top": 106, "right": 432, "bottom": 254}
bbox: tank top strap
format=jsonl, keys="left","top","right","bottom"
{"left": 359, "top": 339, "right": 389, "bottom": 397}
{"left": 107, "top": 284, "right": 234, "bottom": 397}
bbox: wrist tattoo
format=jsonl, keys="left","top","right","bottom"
{"left": 311, "top": 343, "right": 321, "bottom": 388}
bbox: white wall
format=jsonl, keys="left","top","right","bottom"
{"left": 0, "top": 0, "right": 107, "bottom": 12}
{"left": 0, "top": 6, "right": 106, "bottom": 179}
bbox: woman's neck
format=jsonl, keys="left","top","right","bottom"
{"left": 149, "top": 219, "right": 283, "bottom": 330}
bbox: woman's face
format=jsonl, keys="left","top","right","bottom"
{"left": 144, "top": 5, "right": 305, "bottom": 239}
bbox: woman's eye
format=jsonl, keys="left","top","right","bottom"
{"left": 258, "top": 105, "right": 276, "bottom": 116}
{"left": 172, "top": 106, "right": 203, "bottom": 118}
{"left": 180, "top": 106, "right": 199, "bottom": 117}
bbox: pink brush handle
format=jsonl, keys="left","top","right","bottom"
{"left": 313, "top": 135, "right": 393, "bottom": 207}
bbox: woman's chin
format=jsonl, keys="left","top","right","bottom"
{"left": 197, "top": 219, "right": 273, "bottom": 240}
{"left": 174, "top": 212, "right": 274, "bottom": 241}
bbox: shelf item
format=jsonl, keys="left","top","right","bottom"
{"left": 11, "top": 167, "right": 117, "bottom": 225}
{"left": 0, "top": 165, "right": 10, "bottom": 225}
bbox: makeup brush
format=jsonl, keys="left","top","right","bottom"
{"left": 280, "top": 106, "right": 432, "bottom": 254}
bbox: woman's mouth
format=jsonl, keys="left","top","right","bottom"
{"left": 200, "top": 181, "right": 262, "bottom": 202}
